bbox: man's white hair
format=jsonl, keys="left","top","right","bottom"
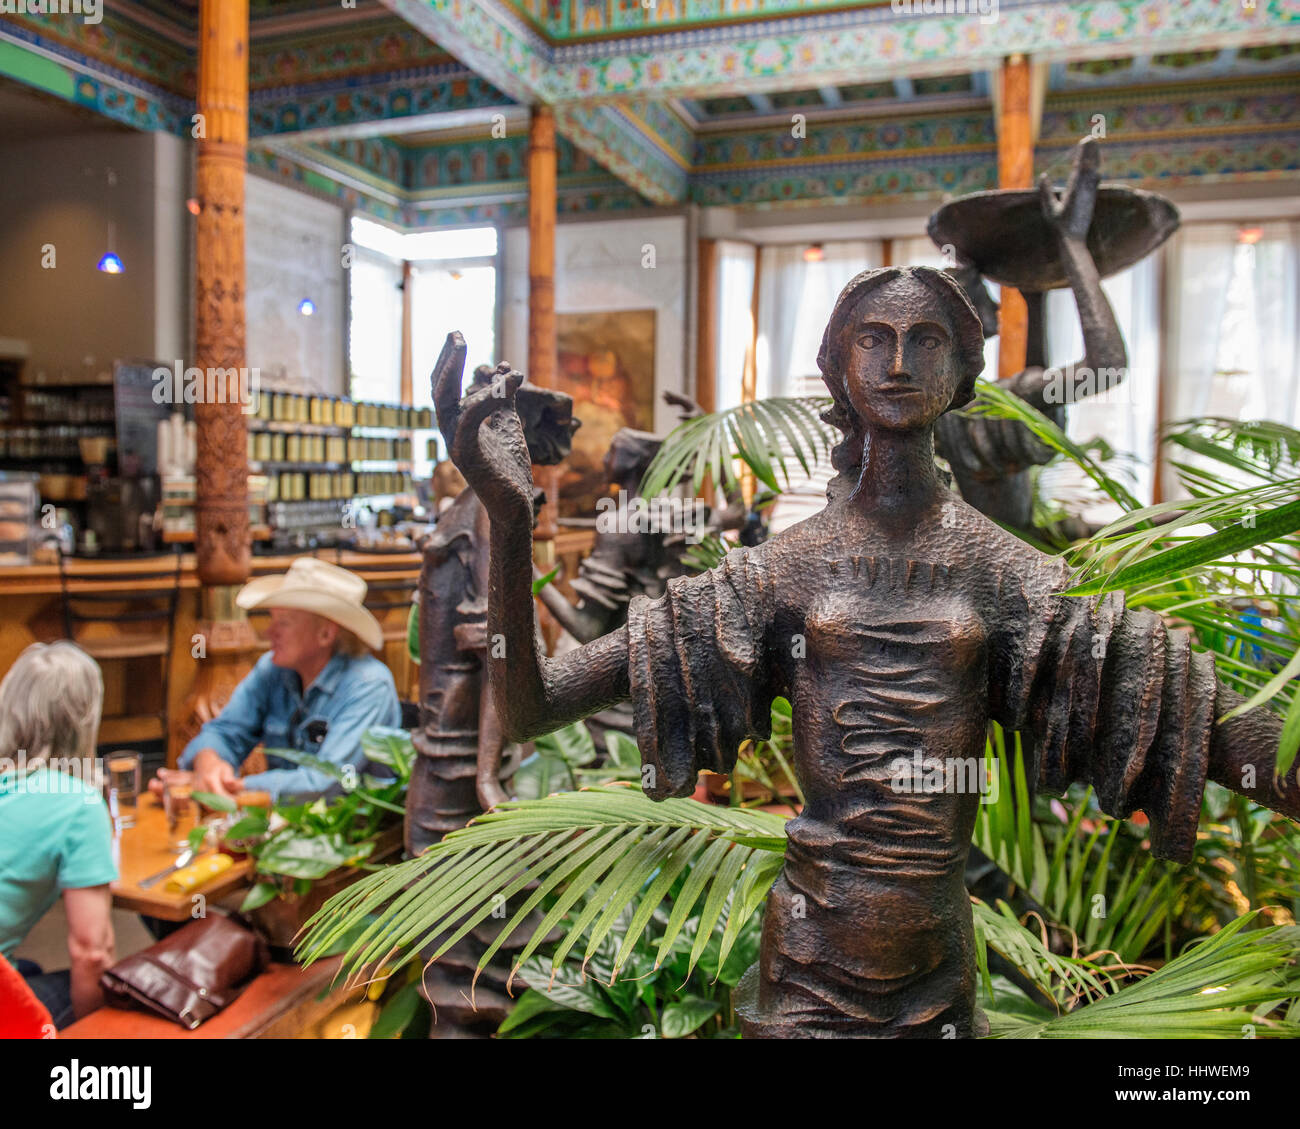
{"left": 0, "top": 641, "right": 103, "bottom": 771}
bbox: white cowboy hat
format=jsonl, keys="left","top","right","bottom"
{"left": 236, "top": 558, "right": 384, "bottom": 651}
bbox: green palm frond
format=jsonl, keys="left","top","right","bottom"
{"left": 641, "top": 397, "right": 835, "bottom": 498}
{"left": 963, "top": 381, "right": 1146, "bottom": 512}
{"left": 975, "top": 899, "right": 1127, "bottom": 1010}
{"left": 681, "top": 532, "right": 731, "bottom": 573}
{"left": 984, "top": 911, "right": 1300, "bottom": 1038}
{"left": 296, "top": 784, "right": 787, "bottom": 993}
{"left": 1162, "top": 417, "right": 1300, "bottom": 478}
{"left": 972, "top": 727, "right": 1186, "bottom": 964}
{"left": 1063, "top": 484, "right": 1300, "bottom": 597}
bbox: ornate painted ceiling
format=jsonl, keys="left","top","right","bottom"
{"left": 0, "top": 0, "right": 1296, "bottom": 226}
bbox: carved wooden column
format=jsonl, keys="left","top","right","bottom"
{"left": 997, "top": 53, "right": 1032, "bottom": 379}
{"left": 400, "top": 259, "right": 414, "bottom": 407}
{"left": 177, "top": 0, "right": 257, "bottom": 763}
{"left": 528, "top": 105, "right": 559, "bottom": 551}
{"left": 194, "top": 0, "right": 250, "bottom": 584}
{"left": 695, "top": 239, "right": 718, "bottom": 418}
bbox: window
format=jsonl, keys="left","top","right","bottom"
{"left": 346, "top": 219, "right": 499, "bottom": 481}
{"left": 1162, "top": 221, "right": 1300, "bottom": 500}
{"left": 713, "top": 241, "right": 756, "bottom": 413}
{"left": 348, "top": 249, "right": 402, "bottom": 405}
{"left": 409, "top": 263, "right": 497, "bottom": 478}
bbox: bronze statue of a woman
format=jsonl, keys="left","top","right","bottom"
{"left": 433, "top": 215, "right": 1297, "bottom": 1040}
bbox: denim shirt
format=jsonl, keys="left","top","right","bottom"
{"left": 179, "top": 651, "right": 401, "bottom": 802}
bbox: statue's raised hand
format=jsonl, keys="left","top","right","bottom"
{"left": 432, "top": 331, "right": 534, "bottom": 521}
{"left": 1039, "top": 135, "right": 1100, "bottom": 243}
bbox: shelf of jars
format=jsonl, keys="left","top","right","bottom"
{"left": 161, "top": 469, "right": 413, "bottom": 544}
{"left": 246, "top": 432, "right": 415, "bottom": 465}
{"left": 159, "top": 478, "right": 271, "bottom": 545}
{"left": 247, "top": 392, "right": 432, "bottom": 433}
{"left": 261, "top": 469, "right": 413, "bottom": 504}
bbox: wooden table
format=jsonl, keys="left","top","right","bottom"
{"left": 110, "top": 797, "right": 253, "bottom": 920}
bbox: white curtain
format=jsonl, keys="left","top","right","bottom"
{"left": 713, "top": 241, "right": 756, "bottom": 413}
{"left": 755, "top": 241, "right": 882, "bottom": 532}
{"left": 1252, "top": 221, "right": 1300, "bottom": 429}
{"left": 1160, "top": 224, "right": 1237, "bottom": 499}
{"left": 1039, "top": 254, "right": 1162, "bottom": 522}
{"left": 756, "top": 241, "right": 881, "bottom": 400}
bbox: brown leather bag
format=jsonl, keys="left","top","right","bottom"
{"left": 100, "top": 914, "right": 269, "bottom": 1030}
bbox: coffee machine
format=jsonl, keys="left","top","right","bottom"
{"left": 85, "top": 475, "right": 160, "bottom": 553}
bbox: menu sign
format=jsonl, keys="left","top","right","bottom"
{"left": 113, "top": 360, "right": 172, "bottom": 477}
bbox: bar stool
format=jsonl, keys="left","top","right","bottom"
{"left": 57, "top": 548, "right": 183, "bottom": 766}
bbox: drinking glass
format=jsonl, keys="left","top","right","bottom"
{"left": 106, "top": 752, "right": 141, "bottom": 829}
{"left": 163, "top": 779, "right": 195, "bottom": 847}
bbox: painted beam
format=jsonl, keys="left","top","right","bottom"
{"left": 540, "top": 0, "right": 1299, "bottom": 103}
{"left": 250, "top": 65, "right": 517, "bottom": 138}
{"left": 0, "top": 17, "right": 192, "bottom": 133}
{"left": 553, "top": 102, "right": 689, "bottom": 204}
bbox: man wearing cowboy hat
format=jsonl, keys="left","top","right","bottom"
{"left": 156, "top": 559, "right": 401, "bottom": 803}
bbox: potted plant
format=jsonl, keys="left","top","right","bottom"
{"left": 196, "top": 727, "right": 414, "bottom": 953}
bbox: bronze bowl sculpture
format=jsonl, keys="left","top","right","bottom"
{"left": 927, "top": 183, "right": 1179, "bottom": 291}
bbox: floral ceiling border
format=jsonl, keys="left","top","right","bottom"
{"left": 386, "top": 0, "right": 1299, "bottom": 103}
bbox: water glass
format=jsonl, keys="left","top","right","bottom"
{"left": 163, "top": 779, "right": 195, "bottom": 844}
{"left": 105, "top": 752, "right": 141, "bottom": 829}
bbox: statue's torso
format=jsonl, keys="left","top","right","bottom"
{"left": 743, "top": 502, "right": 1043, "bottom": 1035}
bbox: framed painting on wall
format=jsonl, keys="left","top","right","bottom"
{"left": 555, "top": 309, "right": 657, "bottom": 519}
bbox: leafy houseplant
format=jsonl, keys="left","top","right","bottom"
{"left": 189, "top": 728, "right": 414, "bottom": 921}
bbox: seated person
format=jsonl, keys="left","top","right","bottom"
{"left": 157, "top": 559, "right": 401, "bottom": 803}
{"left": 0, "top": 642, "right": 116, "bottom": 1028}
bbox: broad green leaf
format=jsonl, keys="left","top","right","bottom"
{"left": 192, "top": 789, "right": 236, "bottom": 813}
{"left": 239, "top": 881, "right": 279, "bottom": 913}
{"left": 660, "top": 997, "right": 720, "bottom": 1039}
{"left": 368, "top": 982, "right": 424, "bottom": 1040}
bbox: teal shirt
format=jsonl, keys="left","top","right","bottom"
{"left": 0, "top": 768, "right": 118, "bottom": 962}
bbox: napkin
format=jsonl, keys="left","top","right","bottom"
{"left": 163, "top": 852, "right": 234, "bottom": 895}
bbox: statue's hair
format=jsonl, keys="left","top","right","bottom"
{"left": 815, "top": 265, "right": 985, "bottom": 486}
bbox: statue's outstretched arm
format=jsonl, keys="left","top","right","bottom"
{"left": 434, "top": 333, "right": 630, "bottom": 744}
{"left": 1209, "top": 686, "right": 1300, "bottom": 821}
{"left": 532, "top": 563, "right": 610, "bottom": 644}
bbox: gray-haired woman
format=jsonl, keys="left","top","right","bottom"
{"left": 0, "top": 641, "right": 116, "bottom": 1027}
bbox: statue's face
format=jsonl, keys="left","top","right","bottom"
{"left": 839, "top": 277, "right": 963, "bottom": 433}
